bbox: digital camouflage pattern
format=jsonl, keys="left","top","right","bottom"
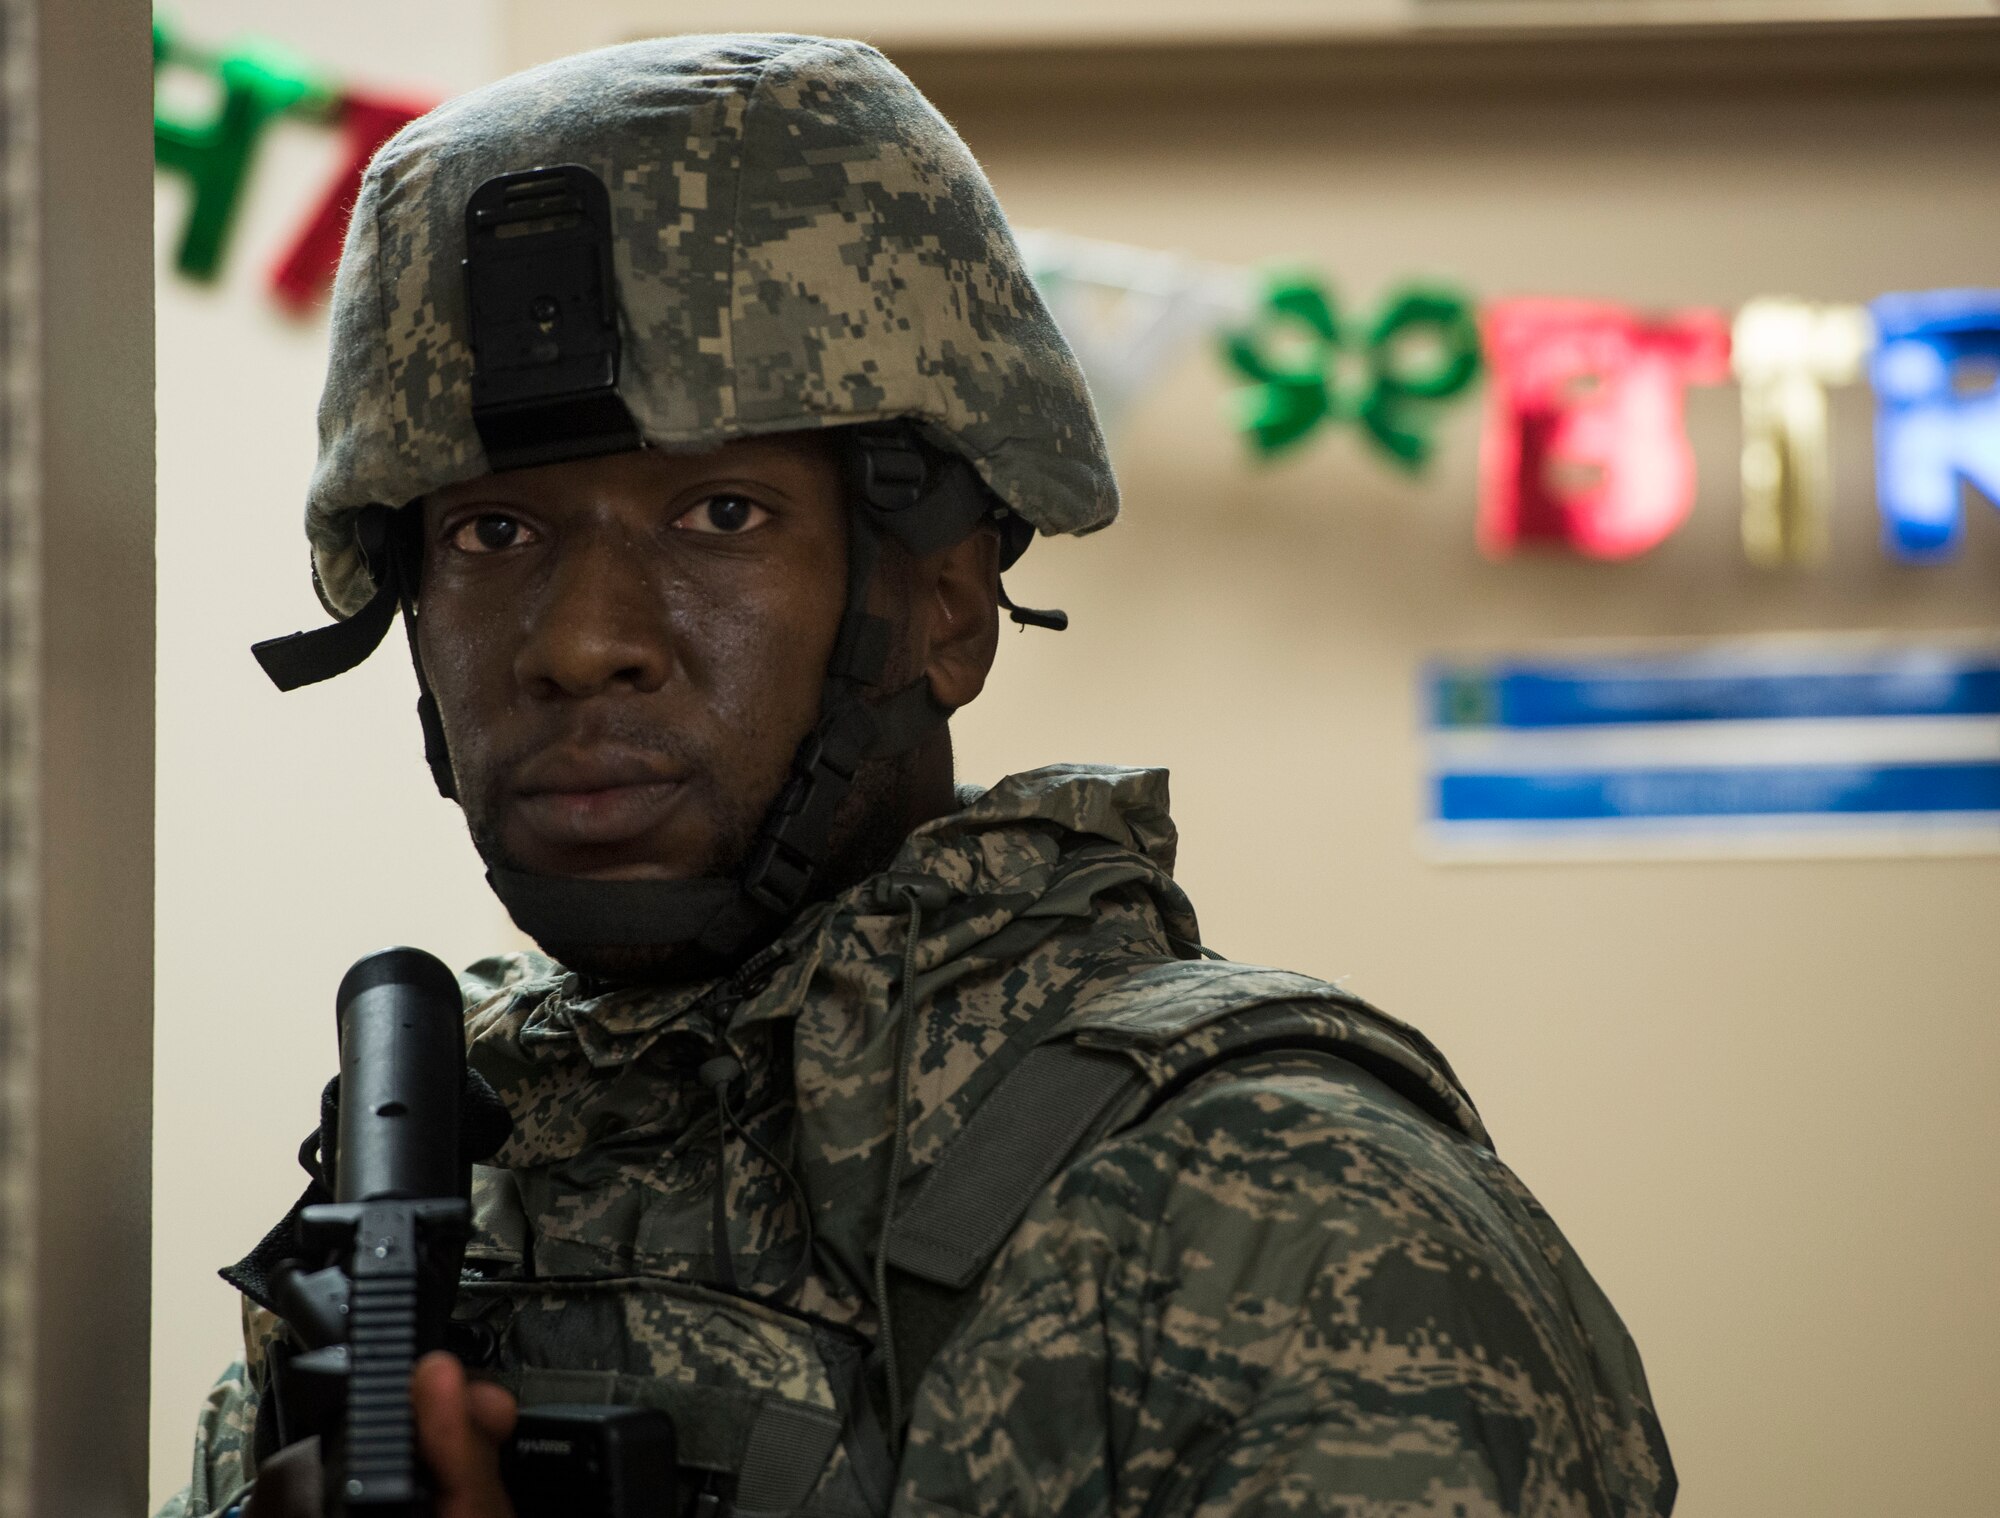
{"left": 898, "top": 1052, "right": 1667, "bottom": 1516}
{"left": 156, "top": 1300, "right": 281, "bottom": 1518}
{"left": 160, "top": 766, "right": 1674, "bottom": 1517}
{"left": 307, "top": 35, "right": 1115, "bottom": 617}
{"left": 160, "top": 1357, "right": 253, "bottom": 1517}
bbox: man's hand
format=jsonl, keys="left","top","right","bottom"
{"left": 413, "top": 1350, "right": 519, "bottom": 1518}
{"left": 244, "top": 1354, "right": 518, "bottom": 1518}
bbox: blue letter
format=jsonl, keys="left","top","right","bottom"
{"left": 1870, "top": 289, "right": 2000, "bottom": 559}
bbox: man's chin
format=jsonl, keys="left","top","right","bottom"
{"left": 467, "top": 752, "right": 912, "bottom": 987}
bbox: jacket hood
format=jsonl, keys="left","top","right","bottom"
{"left": 461, "top": 764, "right": 1196, "bottom": 1308}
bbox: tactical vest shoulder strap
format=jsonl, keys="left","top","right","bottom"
{"left": 1063, "top": 958, "right": 1485, "bottom": 1146}
{"left": 880, "top": 1041, "right": 1376, "bottom": 1406}
{"left": 879, "top": 1040, "right": 1144, "bottom": 1407}
{"left": 882, "top": 1042, "right": 1140, "bottom": 1291}
{"left": 878, "top": 957, "right": 1485, "bottom": 1415}
{"left": 881, "top": 959, "right": 1371, "bottom": 1291}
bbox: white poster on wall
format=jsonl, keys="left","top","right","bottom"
{"left": 1424, "top": 636, "right": 2000, "bottom": 859}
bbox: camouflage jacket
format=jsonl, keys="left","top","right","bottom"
{"left": 159, "top": 764, "right": 1675, "bottom": 1517}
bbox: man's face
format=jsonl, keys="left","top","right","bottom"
{"left": 416, "top": 435, "right": 854, "bottom": 964}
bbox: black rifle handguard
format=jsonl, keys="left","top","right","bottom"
{"left": 280, "top": 947, "right": 473, "bottom": 1516}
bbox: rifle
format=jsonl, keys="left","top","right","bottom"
{"left": 269, "top": 946, "right": 473, "bottom": 1514}
{"left": 266, "top": 946, "right": 673, "bottom": 1517}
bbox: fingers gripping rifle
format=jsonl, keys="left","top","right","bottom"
{"left": 271, "top": 947, "right": 472, "bottom": 1516}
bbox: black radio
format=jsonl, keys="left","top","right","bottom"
{"left": 501, "top": 1404, "right": 677, "bottom": 1518}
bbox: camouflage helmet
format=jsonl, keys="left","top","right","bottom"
{"left": 305, "top": 33, "right": 1117, "bottom": 617}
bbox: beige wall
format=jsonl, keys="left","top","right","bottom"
{"left": 151, "top": 8, "right": 2000, "bottom": 1516}
{"left": 923, "top": 43, "right": 2000, "bottom": 1518}
{"left": 500, "top": 0, "right": 2000, "bottom": 60}
{"left": 149, "top": 3, "right": 504, "bottom": 1507}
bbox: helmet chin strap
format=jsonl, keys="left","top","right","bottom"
{"left": 251, "top": 425, "right": 1048, "bottom": 970}
{"left": 485, "top": 677, "right": 951, "bottom": 954}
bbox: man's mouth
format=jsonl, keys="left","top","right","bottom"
{"left": 510, "top": 749, "right": 692, "bottom": 852}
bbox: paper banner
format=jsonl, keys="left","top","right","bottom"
{"left": 1221, "top": 274, "right": 1481, "bottom": 468}
{"left": 153, "top": 21, "right": 336, "bottom": 280}
{"left": 1478, "top": 299, "right": 1731, "bottom": 559}
{"left": 1732, "top": 299, "right": 1873, "bottom": 567}
{"left": 1869, "top": 288, "right": 2000, "bottom": 560}
{"left": 140, "top": 20, "right": 2000, "bottom": 573}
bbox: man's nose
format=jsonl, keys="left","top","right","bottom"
{"left": 513, "top": 529, "right": 676, "bottom": 698}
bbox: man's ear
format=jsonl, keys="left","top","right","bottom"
{"left": 916, "top": 526, "right": 1001, "bottom": 711}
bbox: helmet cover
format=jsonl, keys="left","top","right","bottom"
{"left": 306, "top": 33, "right": 1117, "bottom": 616}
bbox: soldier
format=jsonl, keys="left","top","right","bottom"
{"left": 159, "top": 34, "right": 1676, "bottom": 1518}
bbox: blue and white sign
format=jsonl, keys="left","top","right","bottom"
{"left": 1424, "top": 639, "right": 2000, "bottom": 858}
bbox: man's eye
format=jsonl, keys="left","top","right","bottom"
{"left": 675, "top": 494, "right": 769, "bottom": 535}
{"left": 449, "top": 514, "right": 533, "bottom": 553}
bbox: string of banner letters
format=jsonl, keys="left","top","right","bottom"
{"left": 1024, "top": 231, "right": 1997, "bottom": 569}
{"left": 152, "top": 20, "right": 1998, "bottom": 569}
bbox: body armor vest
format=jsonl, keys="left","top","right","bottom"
{"left": 442, "top": 960, "right": 1481, "bottom": 1517}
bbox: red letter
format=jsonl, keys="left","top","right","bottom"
{"left": 1478, "top": 299, "right": 1730, "bottom": 559}
{"left": 268, "top": 91, "right": 434, "bottom": 315}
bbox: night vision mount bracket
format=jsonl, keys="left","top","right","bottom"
{"left": 463, "top": 163, "right": 642, "bottom": 473}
